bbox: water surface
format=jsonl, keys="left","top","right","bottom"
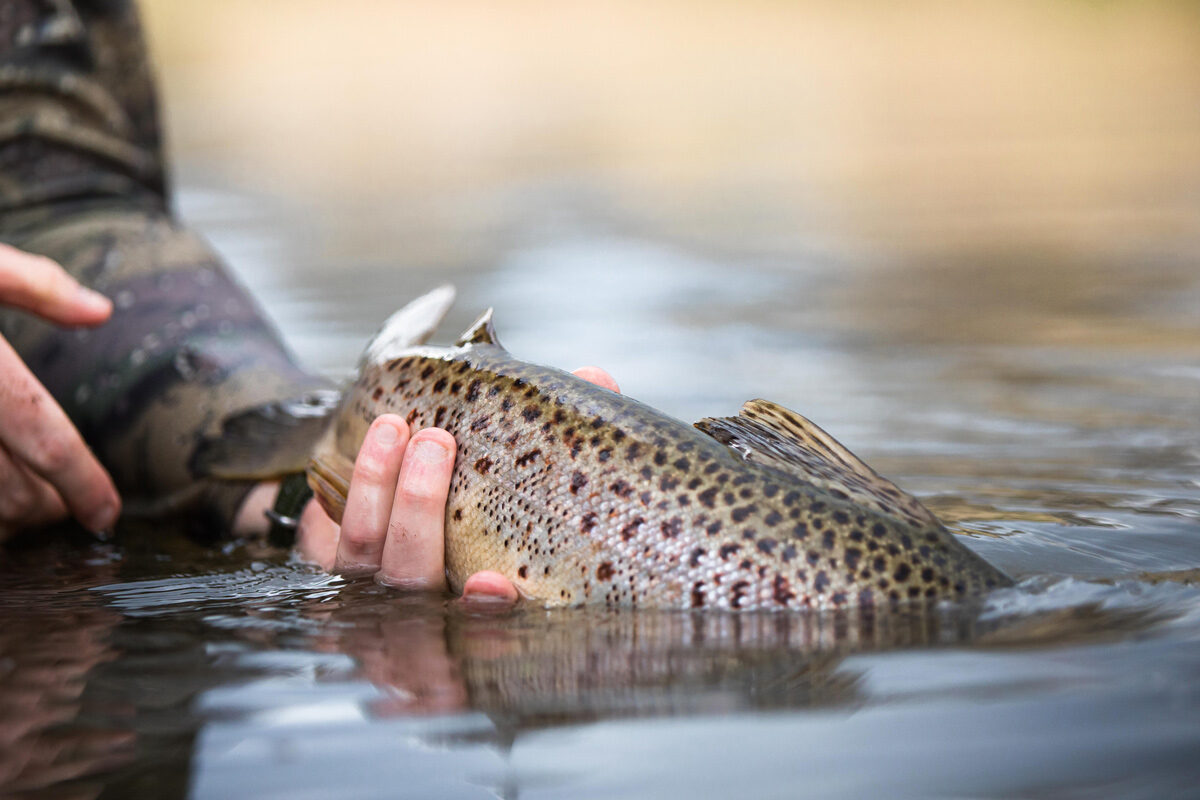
{"left": 4, "top": 1, "right": 1200, "bottom": 797}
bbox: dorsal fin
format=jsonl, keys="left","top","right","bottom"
{"left": 695, "top": 399, "right": 939, "bottom": 526}
{"left": 455, "top": 307, "right": 501, "bottom": 348}
{"left": 363, "top": 284, "right": 456, "bottom": 366}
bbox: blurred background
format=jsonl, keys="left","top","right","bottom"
{"left": 138, "top": 0, "right": 1200, "bottom": 370}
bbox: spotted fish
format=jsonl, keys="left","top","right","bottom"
{"left": 302, "top": 286, "right": 1010, "bottom": 609}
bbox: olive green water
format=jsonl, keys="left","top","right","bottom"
{"left": 4, "top": 2, "right": 1200, "bottom": 797}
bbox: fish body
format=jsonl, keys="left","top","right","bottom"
{"left": 307, "top": 287, "right": 1010, "bottom": 610}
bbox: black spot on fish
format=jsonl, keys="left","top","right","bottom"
{"left": 625, "top": 443, "right": 642, "bottom": 460}
{"left": 921, "top": 567, "right": 935, "bottom": 582}
{"left": 372, "top": 386, "right": 384, "bottom": 401}
{"left": 792, "top": 522, "right": 809, "bottom": 540}
{"left": 433, "top": 377, "right": 447, "bottom": 393}
{"left": 691, "top": 582, "right": 706, "bottom": 608}
{"left": 872, "top": 523, "right": 887, "bottom": 538}
{"left": 706, "top": 520, "right": 723, "bottom": 536}
{"left": 654, "top": 451, "right": 667, "bottom": 466}
{"left": 731, "top": 505, "right": 755, "bottom": 523}
{"left": 731, "top": 581, "right": 750, "bottom": 609}
{"left": 518, "top": 565, "right": 528, "bottom": 579}
{"left": 661, "top": 518, "right": 682, "bottom": 539}
{"left": 697, "top": 487, "right": 717, "bottom": 508}
{"left": 757, "top": 538, "right": 777, "bottom": 554}
{"left": 470, "top": 415, "right": 490, "bottom": 432}
{"left": 406, "top": 409, "right": 418, "bottom": 426}
{"left": 597, "top": 562, "right": 614, "bottom": 581}
{"left": 621, "top": 517, "right": 644, "bottom": 540}
{"left": 420, "top": 365, "right": 435, "bottom": 379}
{"left": 719, "top": 543, "right": 741, "bottom": 560}
{"left": 687, "top": 477, "right": 702, "bottom": 490}
{"left": 845, "top": 548, "right": 862, "bottom": 569}
{"left": 833, "top": 510, "right": 849, "bottom": 525}
{"left": 773, "top": 574, "right": 794, "bottom": 604}
{"left": 814, "top": 571, "right": 830, "bottom": 593}
{"left": 704, "top": 462, "right": 720, "bottom": 474}
{"left": 822, "top": 529, "right": 836, "bottom": 549}
{"left": 591, "top": 416, "right": 605, "bottom": 429}
{"left": 831, "top": 591, "right": 847, "bottom": 605}
{"left": 434, "top": 406, "right": 447, "bottom": 427}
{"left": 689, "top": 548, "right": 705, "bottom": 567}
{"left": 598, "top": 448, "right": 612, "bottom": 462}
{"left": 893, "top": 563, "right": 912, "bottom": 582}
{"left": 570, "top": 471, "right": 588, "bottom": 494}
{"left": 660, "top": 475, "right": 680, "bottom": 491}
{"left": 581, "top": 512, "right": 598, "bottom": 533}
{"left": 640, "top": 466, "right": 653, "bottom": 479}
{"left": 764, "top": 511, "right": 782, "bottom": 527}
{"left": 515, "top": 449, "right": 541, "bottom": 468}
{"left": 452, "top": 509, "right": 463, "bottom": 521}
{"left": 674, "top": 457, "right": 690, "bottom": 471}
{"left": 473, "top": 457, "right": 493, "bottom": 474}
{"left": 781, "top": 544, "right": 797, "bottom": 563}
{"left": 806, "top": 550, "right": 821, "bottom": 566}
{"left": 849, "top": 528, "right": 864, "bottom": 542}
{"left": 610, "top": 479, "right": 633, "bottom": 498}
{"left": 522, "top": 406, "right": 541, "bottom": 422}
{"left": 450, "top": 381, "right": 461, "bottom": 394}
{"left": 465, "top": 381, "right": 481, "bottom": 401}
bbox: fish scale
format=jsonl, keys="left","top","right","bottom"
{"left": 307, "top": 287, "right": 1011, "bottom": 609}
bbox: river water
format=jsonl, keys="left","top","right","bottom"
{"left": 4, "top": 2, "right": 1200, "bottom": 798}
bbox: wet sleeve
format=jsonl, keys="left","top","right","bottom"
{"left": 0, "top": 1, "right": 335, "bottom": 533}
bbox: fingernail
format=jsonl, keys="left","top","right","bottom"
{"left": 76, "top": 286, "right": 112, "bottom": 314}
{"left": 88, "top": 502, "right": 119, "bottom": 535}
{"left": 411, "top": 437, "right": 449, "bottom": 463}
{"left": 372, "top": 421, "right": 400, "bottom": 447}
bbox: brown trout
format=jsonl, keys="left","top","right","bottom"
{"left": 303, "top": 286, "right": 1010, "bottom": 610}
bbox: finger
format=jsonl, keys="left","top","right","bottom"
{"left": 377, "top": 428, "right": 456, "bottom": 590}
{"left": 335, "top": 415, "right": 411, "bottom": 575}
{"left": 0, "top": 336, "right": 120, "bottom": 533}
{"left": 460, "top": 571, "right": 521, "bottom": 604}
{"left": 0, "top": 444, "right": 69, "bottom": 539}
{"left": 0, "top": 243, "right": 112, "bottom": 326}
{"left": 294, "top": 498, "right": 340, "bottom": 571}
{"left": 572, "top": 366, "right": 620, "bottom": 394}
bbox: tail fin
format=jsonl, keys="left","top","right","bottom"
{"left": 307, "top": 449, "right": 353, "bottom": 525}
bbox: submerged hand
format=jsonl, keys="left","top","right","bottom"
{"left": 0, "top": 244, "right": 121, "bottom": 539}
{"left": 295, "top": 366, "right": 620, "bottom": 602}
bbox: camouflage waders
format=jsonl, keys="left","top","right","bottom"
{"left": 0, "top": 0, "right": 333, "bottom": 531}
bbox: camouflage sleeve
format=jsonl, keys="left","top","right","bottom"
{"left": 0, "top": 0, "right": 335, "bottom": 532}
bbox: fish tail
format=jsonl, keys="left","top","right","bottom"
{"left": 306, "top": 452, "right": 353, "bottom": 525}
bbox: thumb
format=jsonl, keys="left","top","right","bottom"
{"left": 0, "top": 243, "right": 112, "bottom": 326}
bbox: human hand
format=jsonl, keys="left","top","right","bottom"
{"left": 295, "top": 366, "right": 620, "bottom": 602}
{"left": 0, "top": 244, "right": 121, "bottom": 539}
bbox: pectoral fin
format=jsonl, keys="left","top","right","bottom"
{"left": 695, "top": 399, "right": 938, "bottom": 525}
